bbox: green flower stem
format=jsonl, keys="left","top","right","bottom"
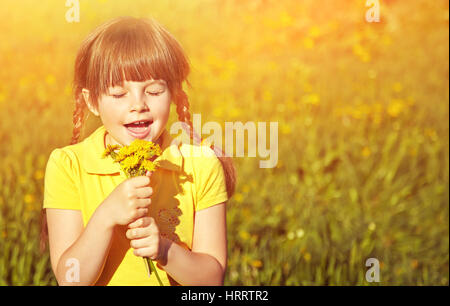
{"left": 144, "top": 257, "right": 164, "bottom": 286}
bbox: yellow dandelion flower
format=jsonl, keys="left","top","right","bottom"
{"left": 281, "top": 124, "right": 292, "bottom": 135}
{"left": 309, "top": 26, "right": 321, "bottom": 38}
{"left": 103, "top": 138, "right": 162, "bottom": 178}
{"left": 121, "top": 154, "right": 140, "bottom": 171}
{"left": 304, "top": 252, "right": 311, "bottom": 262}
{"left": 139, "top": 159, "right": 157, "bottom": 174}
{"left": 239, "top": 230, "right": 251, "bottom": 241}
{"left": 24, "top": 194, "right": 34, "bottom": 204}
{"left": 303, "top": 37, "right": 315, "bottom": 49}
{"left": 279, "top": 11, "right": 293, "bottom": 27}
{"left": 0, "top": 91, "right": 6, "bottom": 103}
{"left": 353, "top": 44, "right": 371, "bottom": 62}
{"left": 128, "top": 139, "right": 149, "bottom": 153}
{"left": 250, "top": 260, "right": 263, "bottom": 269}
{"left": 393, "top": 82, "right": 403, "bottom": 93}
{"left": 302, "top": 93, "right": 320, "bottom": 105}
{"left": 262, "top": 90, "right": 273, "bottom": 102}
{"left": 242, "top": 184, "right": 250, "bottom": 193}
{"left": 102, "top": 144, "right": 121, "bottom": 158}
{"left": 274, "top": 204, "right": 283, "bottom": 213}
{"left": 34, "top": 169, "right": 44, "bottom": 180}
{"left": 45, "top": 74, "right": 56, "bottom": 85}
{"left": 234, "top": 193, "right": 244, "bottom": 203}
{"left": 114, "top": 146, "right": 132, "bottom": 162}
{"left": 296, "top": 228, "right": 305, "bottom": 238}
{"left": 387, "top": 99, "right": 406, "bottom": 118}
{"left": 361, "top": 146, "right": 371, "bottom": 157}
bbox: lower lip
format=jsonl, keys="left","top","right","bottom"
{"left": 125, "top": 124, "right": 151, "bottom": 139}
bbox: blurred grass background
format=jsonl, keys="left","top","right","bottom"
{"left": 0, "top": 0, "right": 448, "bottom": 285}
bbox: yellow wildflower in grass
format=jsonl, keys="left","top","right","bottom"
{"left": 102, "top": 138, "right": 163, "bottom": 285}
{"left": 281, "top": 123, "right": 292, "bottom": 135}
{"left": 239, "top": 230, "right": 251, "bottom": 241}
{"left": 234, "top": 193, "right": 244, "bottom": 204}
{"left": 34, "top": 169, "right": 44, "bottom": 180}
{"left": 309, "top": 26, "right": 321, "bottom": 38}
{"left": 45, "top": 74, "right": 56, "bottom": 86}
{"left": 303, "top": 37, "right": 315, "bottom": 49}
{"left": 353, "top": 44, "right": 371, "bottom": 62}
{"left": 393, "top": 82, "right": 403, "bottom": 93}
{"left": 296, "top": 228, "right": 305, "bottom": 238}
{"left": 303, "top": 252, "right": 312, "bottom": 262}
{"left": 24, "top": 194, "right": 35, "bottom": 204}
{"left": 387, "top": 99, "right": 406, "bottom": 118}
{"left": 250, "top": 260, "right": 263, "bottom": 269}
{"left": 411, "top": 259, "right": 419, "bottom": 269}
{"left": 302, "top": 93, "right": 320, "bottom": 105}
{"left": 241, "top": 184, "right": 250, "bottom": 193}
{"left": 361, "top": 146, "right": 371, "bottom": 158}
{"left": 0, "top": 90, "right": 6, "bottom": 103}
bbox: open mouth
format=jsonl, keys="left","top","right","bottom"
{"left": 124, "top": 120, "right": 153, "bottom": 138}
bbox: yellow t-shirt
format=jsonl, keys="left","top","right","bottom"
{"left": 43, "top": 125, "right": 228, "bottom": 286}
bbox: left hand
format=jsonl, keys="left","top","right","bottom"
{"left": 127, "top": 216, "right": 163, "bottom": 261}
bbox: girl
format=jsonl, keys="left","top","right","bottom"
{"left": 41, "top": 16, "right": 236, "bottom": 286}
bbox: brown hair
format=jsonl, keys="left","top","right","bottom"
{"left": 40, "top": 16, "right": 236, "bottom": 252}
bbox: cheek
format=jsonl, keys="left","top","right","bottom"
{"left": 153, "top": 96, "right": 171, "bottom": 118}
{"left": 98, "top": 101, "right": 126, "bottom": 123}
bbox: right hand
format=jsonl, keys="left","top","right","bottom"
{"left": 100, "top": 174, "right": 153, "bottom": 227}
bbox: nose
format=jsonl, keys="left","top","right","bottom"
{"left": 130, "top": 93, "right": 149, "bottom": 112}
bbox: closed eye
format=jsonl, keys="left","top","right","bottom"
{"left": 112, "top": 93, "right": 126, "bottom": 99}
{"left": 146, "top": 91, "right": 163, "bottom": 96}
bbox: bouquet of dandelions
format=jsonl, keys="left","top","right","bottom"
{"left": 102, "top": 138, "right": 164, "bottom": 286}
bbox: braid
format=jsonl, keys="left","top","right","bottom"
{"left": 70, "top": 94, "right": 87, "bottom": 145}
{"left": 175, "top": 88, "right": 236, "bottom": 198}
{"left": 175, "top": 89, "right": 202, "bottom": 145}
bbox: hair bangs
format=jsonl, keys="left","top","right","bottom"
{"left": 86, "top": 17, "right": 189, "bottom": 104}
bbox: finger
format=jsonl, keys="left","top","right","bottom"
{"left": 146, "top": 171, "right": 152, "bottom": 177}
{"left": 133, "top": 246, "right": 158, "bottom": 259}
{"left": 135, "top": 198, "right": 151, "bottom": 208}
{"left": 134, "top": 207, "right": 149, "bottom": 220}
{"left": 128, "top": 216, "right": 152, "bottom": 229}
{"left": 131, "top": 175, "right": 151, "bottom": 187}
{"left": 130, "top": 236, "right": 151, "bottom": 249}
{"left": 135, "top": 186, "right": 153, "bottom": 199}
{"left": 126, "top": 226, "right": 151, "bottom": 240}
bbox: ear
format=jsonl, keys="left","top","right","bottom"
{"left": 82, "top": 89, "right": 99, "bottom": 117}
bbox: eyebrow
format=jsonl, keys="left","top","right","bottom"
{"left": 110, "top": 80, "right": 167, "bottom": 89}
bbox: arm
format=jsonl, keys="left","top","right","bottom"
{"left": 46, "top": 206, "right": 115, "bottom": 286}
{"left": 157, "top": 202, "right": 227, "bottom": 286}
{"left": 47, "top": 175, "right": 152, "bottom": 286}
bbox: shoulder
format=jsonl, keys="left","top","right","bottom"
{"left": 180, "top": 143, "right": 222, "bottom": 171}
{"left": 179, "top": 143, "right": 225, "bottom": 186}
{"left": 46, "top": 140, "right": 90, "bottom": 177}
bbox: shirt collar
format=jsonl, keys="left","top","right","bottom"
{"left": 81, "top": 125, "right": 183, "bottom": 175}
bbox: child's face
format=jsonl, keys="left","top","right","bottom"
{"left": 84, "top": 79, "right": 171, "bottom": 147}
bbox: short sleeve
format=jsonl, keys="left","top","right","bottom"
{"left": 194, "top": 147, "right": 229, "bottom": 211}
{"left": 43, "top": 148, "right": 81, "bottom": 210}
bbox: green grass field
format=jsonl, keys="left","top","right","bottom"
{"left": 0, "top": 0, "right": 448, "bottom": 285}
